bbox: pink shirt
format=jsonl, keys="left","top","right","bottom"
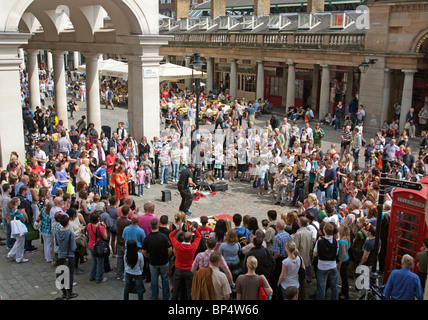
{"left": 138, "top": 213, "right": 159, "bottom": 236}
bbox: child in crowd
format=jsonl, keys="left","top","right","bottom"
{"left": 136, "top": 163, "right": 146, "bottom": 197}
{"left": 142, "top": 153, "right": 152, "bottom": 189}
{"left": 90, "top": 194, "right": 101, "bottom": 212}
{"left": 198, "top": 216, "right": 213, "bottom": 240}
{"left": 285, "top": 166, "right": 295, "bottom": 202}
{"left": 93, "top": 161, "right": 107, "bottom": 196}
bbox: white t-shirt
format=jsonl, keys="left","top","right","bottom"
{"left": 280, "top": 257, "right": 301, "bottom": 289}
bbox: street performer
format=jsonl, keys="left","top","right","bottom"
{"left": 177, "top": 163, "right": 197, "bottom": 215}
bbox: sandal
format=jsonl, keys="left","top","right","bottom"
{"left": 80, "top": 258, "right": 88, "bottom": 263}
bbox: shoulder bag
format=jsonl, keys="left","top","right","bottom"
{"left": 93, "top": 225, "right": 110, "bottom": 258}
{"left": 258, "top": 275, "right": 269, "bottom": 300}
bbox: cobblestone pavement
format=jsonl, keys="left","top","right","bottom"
{"left": 0, "top": 97, "right": 419, "bottom": 300}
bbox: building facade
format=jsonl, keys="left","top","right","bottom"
{"left": 159, "top": 0, "right": 428, "bottom": 133}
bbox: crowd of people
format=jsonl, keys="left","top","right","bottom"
{"left": 1, "top": 68, "right": 427, "bottom": 301}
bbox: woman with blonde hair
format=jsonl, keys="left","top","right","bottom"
{"left": 236, "top": 255, "right": 273, "bottom": 300}
{"left": 338, "top": 224, "right": 351, "bottom": 300}
{"left": 171, "top": 211, "right": 186, "bottom": 231}
{"left": 278, "top": 241, "right": 304, "bottom": 299}
{"left": 307, "top": 193, "right": 319, "bottom": 209}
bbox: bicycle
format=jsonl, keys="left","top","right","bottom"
{"left": 358, "top": 272, "right": 386, "bottom": 300}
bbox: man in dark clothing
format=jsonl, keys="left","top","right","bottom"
{"left": 177, "top": 164, "right": 197, "bottom": 214}
{"left": 335, "top": 101, "right": 344, "bottom": 130}
{"left": 324, "top": 160, "right": 337, "bottom": 200}
{"left": 142, "top": 219, "right": 172, "bottom": 300}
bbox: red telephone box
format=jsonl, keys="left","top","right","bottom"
{"left": 384, "top": 185, "right": 428, "bottom": 282}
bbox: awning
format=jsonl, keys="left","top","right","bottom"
{"left": 77, "top": 60, "right": 204, "bottom": 81}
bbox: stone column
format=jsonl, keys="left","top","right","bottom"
{"left": 256, "top": 60, "right": 264, "bottom": 101}
{"left": 206, "top": 57, "right": 214, "bottom": 94}
{"left": 399, "top": 69, "right": 417, "bottom": 133}
{"left": 27, "top": 49, "right": 41, "bottom": 111}
{"left": 230, "top": 58, "right": 238, "bottom": 99}
{"left": 127, "top": 54, "right": 162, "bottom": 141}
{"left": 380, "top": 68, "right": 391, "bottom": 126}
{"left": 47, "top": 51, "right": 53, "bottom": 76}
{"left": 0, "top": 33, "right": 31, "bottom": 167}
{"left": 185, "top": 55, "right": 192, "bottom": 91}
{"left": 73, "top": 51, "right": 80, "bottom": 69}
{"left": 85, "top": 54, "right": 101, "bottom": 134}
{"left": 175, "top": 0, "right": 189, "bottom": 20}
{"left": 53, "top": 50, "right": 68, "bottom": 128}
{"left": 286, "top": 60, "right": 295, "bottom": 110}
{"left": 318, "top": 64, "right": 330, "bottom": 120}
{"left": 346, "top": 66, "right": 354, "bottom": 107}
{"left": 311, "top": 64, "right": 319, "bottom": 111}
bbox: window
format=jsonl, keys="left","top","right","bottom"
{"left": 298, "top": 13, "right": 320, "bottom": 30}
{"left": 238, "top": 74, "right": 256, "bottom": 92}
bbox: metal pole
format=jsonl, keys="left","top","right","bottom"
{"left": 372, "top": 151, "right": 388, "bottom": 274}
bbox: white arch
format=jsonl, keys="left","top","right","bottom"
{"left": 2, "top": 0, "right": 155, "bottom": 36}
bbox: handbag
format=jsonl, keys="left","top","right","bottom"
{"left": 298, "top": 255, "right": 306, "bottom": 282}
{"left": 258, "top": 276, "right": 268, "bottom": 300}
{"left": 52, "top": 181, "right": 61, "bottom": 194}
{"left": 253, "top": 179, "right": 260, "bottom": 188}
{"left": 25, "top": 222, "right": 40, "bottom": 241}
{"left": 10, "top": 217, "right": 28, "bottom": 238}
{"left": 93, "top": 225, "right": 110, "bottom": 258}
{"left": 66, "top": 181, "right": 75, "bottom": 195}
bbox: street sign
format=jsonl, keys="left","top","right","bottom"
{"left": 380, "top": 177, "right": 423, "bottom": 191}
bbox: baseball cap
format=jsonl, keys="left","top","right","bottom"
{"left": 339, "top": 204, "right": 347, "bottom": 209}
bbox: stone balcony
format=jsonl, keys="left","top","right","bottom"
{"left": 160, "top": 10, "right": 367, "bottom": 51}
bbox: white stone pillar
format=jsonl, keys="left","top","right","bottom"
{"left": 206, "top": 57, "right": 214, "bottom": 94}
{"left": 47, "top": 51, "right": 53, "bottom": 73}
{"left": 85, "top": 54, "right": 101, "bottom": 134}
{"left": 127, "top": 58, "right": 135, "bottom": 134}
{"left": 286, "top": 60, "right": 296, "bottom": 111}
{"left": 127, "top": 54, "right": 162, "bottom": 141}
{"left": 256, "top": 60, "right": 264, "bottom": 101}
{"left": 185, "top": 55, "right": 192, "bottom": 91}
{"left": 27, "top": 49, "right": 41, "bottom": 111}
{"left": 73, "top": 51, "right": 80, "bottom": 69}
{"left": 18, "top": 48, "right": 25, "bottom": 70}
{"left": 53, "top": 50, "right": 68, "bottom": 129}
{"left": 399, "top": 69, "right": 417, "bottom": 133}
{"left": 311, "top": 64, "right": 319, "bottom": 111}
{"left": 380, "top": 68, "right": 391, "bottom": 126}
{"left": 0, "top": 33, "right": 31, "bottom": 167}
{"left": 319, "top": 64, "right": 330, "bottom": 120}
{"left": 230, "top": 58, "right": 238, "bottom": 99}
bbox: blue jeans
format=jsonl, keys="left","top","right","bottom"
{"left": 291, "top": 185, "right": 303, "bottom": 206}
{"left": 5, "top": 222, "right": 16, "bottom": 249}
{"left": 326, "top": 183, "right": 334, "bottom": 200}
{"left": 215, "top": 165, "right": 225, "bottom": 179}
{"left": 149, "top": 263, "right": 170, "bottom": 300}
{"left": 116, "top": 244, "right": 125, "bottom": 279}
{"left": 89, "top": 249, "right": 104, "bottom": 283}
{"left": 160, "top": 165, "right": 169, "bottom": 183}
{"left": 138, "top": 184, "right": 144, "bottom": 196}
{"left": 124, "top": 273, "right": 144, "bottom": 300}
{"left": 171, "top": 163, "right": 179, "bottom": 181}
{"left": 316, "top": 268, "right": 339, "bottom": 300}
